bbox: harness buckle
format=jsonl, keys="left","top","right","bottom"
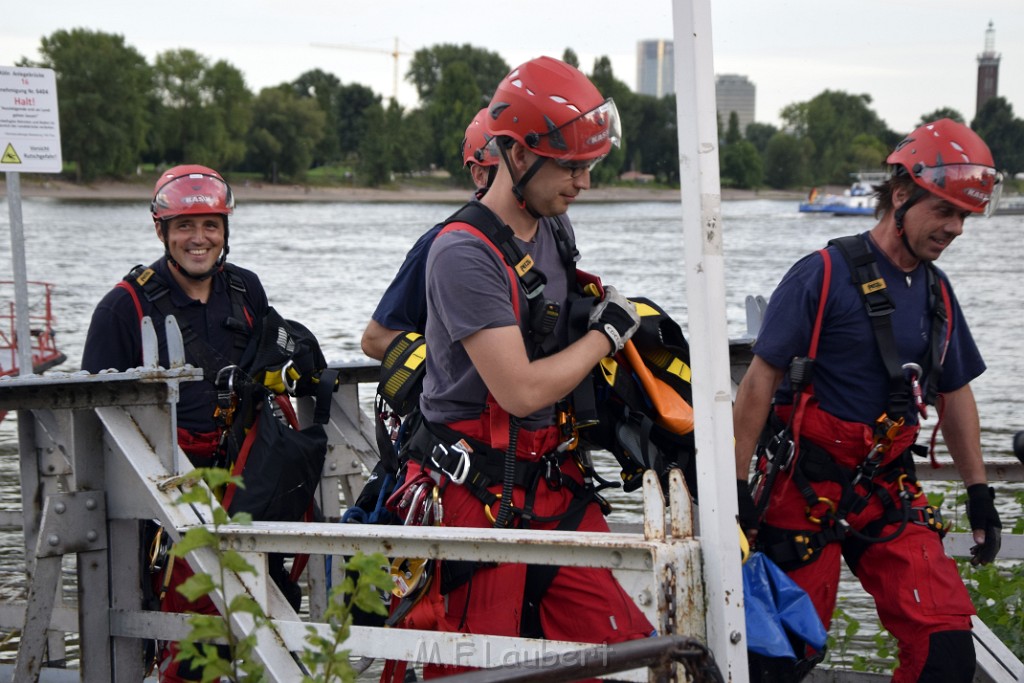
{"left": 542, "top": 453, "right": 562, "bottom": 490}
{"left": 430, "top": 440, "right": 471, "bottom": 486}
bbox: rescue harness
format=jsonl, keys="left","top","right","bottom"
{"left": 754, "top": 234, "right": 953, "bottom": 570}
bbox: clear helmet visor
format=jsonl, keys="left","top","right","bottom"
{"left": 913, "top": 163, "right": 1003, "bottom": 217}
{"left": 152, "top": 173, "right": 235, "bottom": 219}
{"left": 531, "top": 98, "right": 621, "bottom": 163}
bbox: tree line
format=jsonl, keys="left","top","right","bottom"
{"left": 20, "top": 28, "right": 1024, "bottom": 189}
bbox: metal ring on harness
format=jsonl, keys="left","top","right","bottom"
{"left": 484, "top": 494, "right": 503, "bottom": 525}
{"left": 281, "top": 359, "right": 297, "bottom": 394}
{"left": 805, "top": 497, "right": 837, "bottom": 525}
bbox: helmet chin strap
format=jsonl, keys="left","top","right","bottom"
{"left": 160, "top": 218, "right": 230, "bottom": 281}
{"left": 498, "top": 144, "right": 547, "bottom": 220}
{"left": 892, "top": 186, "right": 926, "bottom": 261}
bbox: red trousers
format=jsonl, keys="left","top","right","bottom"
{"left": 765, "top": 406, "right": 975, "bottom": 681}
{"left": 404, "top": 458, "right": 654, "bottom": 679}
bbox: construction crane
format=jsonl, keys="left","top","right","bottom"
{"left": 311, "top": 38, "right": 412, "bottom": 102}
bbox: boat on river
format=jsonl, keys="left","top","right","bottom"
{"left": 799, "top": 172, "right": 886, "bottom": 217}
{"left": 0, "top": 281, "right": 66, "bottom": 421}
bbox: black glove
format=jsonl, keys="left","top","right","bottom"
{"left": 737, "top": 479, "right": 759, "bottom": 536}
{"left": 588, "top": 285, "right": 641, "bottom": 354}
{"left": 966, "top": 484, "right": 1001, "bottom": 565}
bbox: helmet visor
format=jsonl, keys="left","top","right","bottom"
{"left": 534, "top": 98, "right": 621, "bottom": 161}
{"left": 913, "top": 163, "right": 1002, "bottom": 216}
{"left": 152, "top": 173, "right": 235, "bottom": 219}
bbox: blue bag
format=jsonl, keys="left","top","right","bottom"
{"left": 742, "top": 551, "right": 827, "bottom": 659}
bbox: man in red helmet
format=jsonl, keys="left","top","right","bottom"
{"left": 734, "top": 119, "right": 1003, "bottom": 682}
{"left": 82, "top": 165, "right": 272, "bottom": 682}
{"left": 396, "top": 57, "right": 653, "bottom": 678}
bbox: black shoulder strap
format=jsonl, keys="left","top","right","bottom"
{"left": 922, "top": 264, "right": 950, "bottom": 404}
{"left": 827, "top": 235, "right": 909, "bottom": 418}
{"left": 122, "top": 264, "right": 254, "bottom": 373}
{"left": 443, "top": 201, "right": 548, "bottom": 300}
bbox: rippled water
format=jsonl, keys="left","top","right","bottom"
{"left": 1, "top": 195, "right": 1021, "bottom": 668}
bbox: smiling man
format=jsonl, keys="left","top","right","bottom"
{"left": 733, "top": 119, "right": 1003, "bottom": 682}
{"left": 81, "top": 164, "right": 271, "bottom": 682}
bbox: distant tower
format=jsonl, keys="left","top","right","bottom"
{"left": 976, "top": 21, "right": 1000, "bottom": 116}
{"left": 715, "top": 74, "right": 756, "bottom": 135}
{"left": 636, "top": 40, "right": 674, "bottom": 97}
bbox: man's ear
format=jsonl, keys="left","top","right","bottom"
{"left": 154, "top": 220, "right": 165, "bottom": 243}
{"left": 892, "top": 185, "right": 910, "bottom": 210}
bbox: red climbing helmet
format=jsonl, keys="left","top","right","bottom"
{"left": 151, "top": 165, "right": 235, "bottom": 222}
{"left": 486, "top": 56, "right": 620, "bottom": 165}
{"left": 887, "top": 119, "right": 1001, "bottom": 216}
{"left": 462, "top": 108, "right": 499, "bottom": 168}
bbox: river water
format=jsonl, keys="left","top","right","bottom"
{"left": 0, "top": 195, "right": 1021, "bottom": 668}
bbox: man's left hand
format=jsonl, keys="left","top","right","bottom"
{"left": 966, "top": 484, "right": 1002, "bottom": 565}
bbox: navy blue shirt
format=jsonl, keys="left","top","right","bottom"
{"left": 371, "top": 213, "right": 575, "bottom": 334}
{"left": 753, "top": 232, "right": 984, "bottom": 426}
{"left": 82, "top": 259, "right": 269, "bottom": 433}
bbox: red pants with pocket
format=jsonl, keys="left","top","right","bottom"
{"left": 403, "top": 457, "right": 655, "bottom": 679}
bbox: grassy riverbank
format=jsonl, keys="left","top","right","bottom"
{"left": 1, "top": 175, "right": 806, "bottom": 204}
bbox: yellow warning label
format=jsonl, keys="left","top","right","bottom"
{"left": 2, "top": 143, "right": 21, "bottom": 164}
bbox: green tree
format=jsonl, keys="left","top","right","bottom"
{"left": 27, "top": 29, "right": 151, "bottom": 181}
{"left": 762, "top": 132, "right": 811, "bottom": 189}
{"left": 152, "top": 49, "right": 252, "bottom": 169}
{"left": 721, "top": 139, "right": 763, "bottom": 189}
{"left": 630, "top": 94, "right": 678, "bottom": 183}
{"left": 781, "top": 90, "right": 892, "bottom": 183}
{"left": 725, "top": 111, "right": 742, "bottom": 144}
{"left": 357, "top": 102, "right": 392, "bottom": 187}
{"left": 292, "top": 69, "right": 344, "bottom": 165}
{"left": 337, "top": 83, "right": 382, "bottom": 159}
{"left": 745, "top": 122, "right": 779, "bottom": 155}
{"left": 406, "top": 44, "right": 508, "bottom": 107}
{"left": 428, "top": 61, "right": 483, "bottom": 177}
{"left": 972, "top": 96, "right": 1024, "bottom": 175}
{"left": 562, "top": 48, "right": 580, "bottom": 69}
{"left": 917, "top": 107, "right": 965, "bottom": 126}
{"left": 245, "top": 86, "right": 326, "bottom": 182}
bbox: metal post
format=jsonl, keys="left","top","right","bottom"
{"left": 5, "top": 171, "right": 35, "bottom": 376}
{"left": 671, "top": 1, "right": 749, "bottom": 680}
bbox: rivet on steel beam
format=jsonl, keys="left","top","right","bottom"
{"left": 730, "top": 630, "right": 742, "bottom": 644}
{"left": 85, "top": 498, "right": 98, "bottom": 510}
{"left": 86, "top": 530, "right": 98, "bottom": 542}
{"left": 47, "top": 534, "right": 60, "bottom": 547}
{"left": 54, "top": 502, "right": 66, "bottom": 514}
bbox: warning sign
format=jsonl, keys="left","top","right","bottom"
{"left": 2, "top": 142, "right": 21, "bottom": 164}
{"left": 0, "top": 66, "right": 62, "bottom": 173}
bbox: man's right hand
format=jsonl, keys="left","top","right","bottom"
{"left": 737, "top": 479, "right": 759, "bottom": 539}
{"left": 588, "top": 285, "right": 640, "bottom": 354}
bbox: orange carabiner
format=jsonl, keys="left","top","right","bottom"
{"left": 483, "top": 494, "right": 503, "bottom": 525}
{"left": 805, "top": 496, "right": 837, "bottom": 525}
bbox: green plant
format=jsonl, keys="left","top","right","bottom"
{"left": 170, "top": 467, "right": 269, "bottom": 682}
{"left": 167, "top": 467, "right": 395, "bottom": 682}
{"left": 301, "top": 554, "right": 392, "bottom": 682}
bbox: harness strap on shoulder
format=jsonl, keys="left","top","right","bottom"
{"left": 828, "top": 235, "right": 909, "bottom": 419}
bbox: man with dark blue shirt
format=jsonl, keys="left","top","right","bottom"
{"left": 734, "top": 120, "right": 1003, "bottom": 682}
{"left": 82, "top": 164, "right": 270, "bottom": 683}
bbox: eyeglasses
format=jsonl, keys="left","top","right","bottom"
{"left": 552, "top": 154, "right": 606, "bottom": 178}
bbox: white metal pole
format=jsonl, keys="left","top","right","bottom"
{"left": 671, "top": 1, "right": 749, "bottom": 680}
{"left": 5, "top": 171, "right": 34, "bottom": 376}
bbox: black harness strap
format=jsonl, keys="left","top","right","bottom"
{"left": 828, "top": 236, "right": 909, "bottom": 419}
{"left": 123, "top": 264, "right": 254, "bottom": 374}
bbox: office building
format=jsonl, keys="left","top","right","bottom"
{"left": 976, "top": 21, "right": 1000, "bottom": 116}
{"left": 715, "top": 74, "right": 756, "bottom": 135}
{"left": 637, "top": 40, "right": 674, "bottom": 98}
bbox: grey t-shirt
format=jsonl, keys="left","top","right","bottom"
{"left": 420, "top": 214, "right": 573, "bottom": 430}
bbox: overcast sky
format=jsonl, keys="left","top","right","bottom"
{"left": 3, "top": 1, "right": 1022, "bottom": 135}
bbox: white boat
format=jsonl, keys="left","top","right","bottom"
{"left": 799, "top": 172, "right": 887, "bottom": 217}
